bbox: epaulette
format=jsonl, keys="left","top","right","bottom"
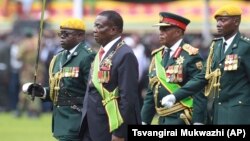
{"left": 86, "top": 46, "right": 94, "bottom": 53}
{"left": 212, "top": 37, "right": 223, "bottom": 41}
{"left": 240, "top": 35, "right": 250, "bottom": 43}
{"left": 182, "top": 44, "right": 199, "bottom": 55}
{"left": 151, "top": 46, "right": 164, "bottom": 55}
{"left": 56, "top": 49, "right": 64, "bottom": 55}
{"left": 83, "top": 45, "right": 94, "bottom": 54}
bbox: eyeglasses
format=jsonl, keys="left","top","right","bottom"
{"left": 57, "top": 31, "right": 75, "bottom": 38}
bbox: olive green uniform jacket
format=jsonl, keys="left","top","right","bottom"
{"left": 44, "top": 42, "right": 96, "bottom": 138}
{"left": 174, "top": 32, "right": 250, "bottom": 124}
{"left": 141, "top": 41, "right": 205, "bottom": 125}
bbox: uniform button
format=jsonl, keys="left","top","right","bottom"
{"left": 239, "top": 101, "right": 242, "bottom": 104}
{"left": 218, "top": 102, "right": 221, "bottom": 105}
{"left": 57, "top": 105, "right": 60, "bottom": 108}
{"left": 158, "top": 85, "right": 161, "bottom": 88}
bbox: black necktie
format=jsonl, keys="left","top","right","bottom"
{"left": 63, "top": 50, "right": 70, "bottom": 63}
{"left": 221, "top": 42, "right": 227, "bottom": 56}
{"left": 162, "top": 47, "right": 171, "bottom": 66}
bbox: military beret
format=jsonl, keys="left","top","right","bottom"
{"left": 214, "top": 5, "right": 242, "bottom": 18}
{"left": 153, "top": 12, "right": 190, "bottom": 30}
{"left": 60, "top": 18, "right": 86, "bottom": 31}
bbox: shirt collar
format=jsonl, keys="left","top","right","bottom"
{"left": 223, "top": 33, "right": 237, "bottom": 47}
{"left": 68, "top": 42, "right": 80, "bottom": 55}
{"left": 102, "top": 36, "right": 121, "bottom": 53}
{"left": 169, "top": 39, "right": 182, "bottom": 57}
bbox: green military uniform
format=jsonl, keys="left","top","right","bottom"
{"left": 45, "top": 42, "right": 95, "bottom": 139}
{"left": 173, "top": 5, "right": 250, "bottom": 124}
{"left": 141, "top": 42, "right": 204, "bottom": 125}
{"left": 174, "top": 33, "right": 250, "bottom": 124}
{"left": 141, "top": 12, "right": 205, "bottom": 125}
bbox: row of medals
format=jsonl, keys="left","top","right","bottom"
{"left": 166, "top": 65, "right": 183, "bottom": 83}
{"left": 224, "top": 54, "right": 238, "bottom": 71}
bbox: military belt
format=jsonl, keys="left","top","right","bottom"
{"left": 56, "top": 97, "right": 83, "bottom": 106}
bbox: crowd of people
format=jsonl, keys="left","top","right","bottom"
{"left": 0, "top": 4, "right": 250, "bottom": 141}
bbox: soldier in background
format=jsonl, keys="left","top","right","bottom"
{"left": 16, "top": 30, "right": 44, "bottom": 117}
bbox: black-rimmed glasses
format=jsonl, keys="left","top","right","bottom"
{"left": 57, "top": 31, "right": 75, "bottom": 38}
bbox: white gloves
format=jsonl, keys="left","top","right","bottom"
{"left": 142, "top": 122, "right": 147, "bottom": 125}
{"left": 161, "top": 95, "right": 176, "bottom": 108}
{"left": 22, "top": 82, "right": 33, "bottom": 93}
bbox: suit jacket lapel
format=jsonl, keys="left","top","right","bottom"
{"left": 101, "top": 39, "right": 122, "bottom": 63}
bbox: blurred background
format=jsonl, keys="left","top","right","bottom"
{"left": 0, "top": 0, "right": 249, "bottom": 141}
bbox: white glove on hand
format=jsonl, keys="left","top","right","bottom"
{"left": 142, "top": 122, "right": 147, "bottom": 125}
{"left": 22, "top": 82, "right": 45, "bottom": 98}
{"left": 161, "top": 95, "right": 176, "bottom": 108}
{"left": 22, "top": 82, "right": 33, "bottom": 93}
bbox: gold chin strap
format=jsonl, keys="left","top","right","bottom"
{"left": 204, "top": 42, "right": 221, "bottom": 97}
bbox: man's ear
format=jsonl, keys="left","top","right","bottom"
{"left": 110, "top": 25, "right": 120, "bottom": 36}
{"left": 234, "top": 17, "right": 241, "bottom": 26}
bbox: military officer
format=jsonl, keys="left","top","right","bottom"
{"left": 162, "top": 5, "right": 250, "bottom": 124}
{"left": 22, "top": 18, "right": 96, "bottom": 140}
{"left": 141, "top": 12, "right": 205, "bottom": 125}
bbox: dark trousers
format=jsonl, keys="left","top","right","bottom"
{"left": 81, "top": 122, "right": 92, "bottom": 141}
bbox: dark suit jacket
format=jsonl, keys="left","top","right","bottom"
{"left": 80, "top": 39, "right": 141, "bottom": 141}
{"left": 141, "top": 41, "right": 205, "bottom": 124}
{"left": 174, "top": 32, "right": 250, "bottom": 124}
{"left": 44, "top": 42, "right": 96, "bottom": 137}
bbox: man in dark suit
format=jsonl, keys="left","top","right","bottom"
{"left": 80, "top": 10, "right": 141, "bottom": 141}
{"left": 141, "top": 12, "right": 205, "bottom": 125}
{"left": 162, "top": 5, "right": 250, "bottom": 124}
{"left": 22, "top": 18, "right": 96, "bottom": 140}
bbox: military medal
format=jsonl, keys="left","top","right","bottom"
{"left": 176, "top": 56, "right": 184, "bottom": 65}
{"left": 224, "top": 54, "right": 238, "bottom": 71}
{"left": 174, "top": 65, "right": 179, "bottom": 73}
{"left": 99, "top": 57, "right": 112, "bottom": 83}
{"left": 177, "top": 65, "right": 183, "bottom": 82}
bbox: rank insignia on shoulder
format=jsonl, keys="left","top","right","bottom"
{"left": 183, "top": 44, "right": 199, "bottom": 55}
{"left": 213, "top": 37, "right": 223, "bottom": 41}
{"left": 196, "top": 61, "right": 203, "bottom": 70}
{"left": 151, "top": 46, "right": 165, "bottom": 55}
{"left": 241, "top": 36, "right": 250, "bottom": 42}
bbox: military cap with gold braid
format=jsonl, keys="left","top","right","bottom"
{"left": 214, "top": 4, "right": 242, "bottom": 18}
{"left": 153, "top": 12, "right": 190, "bottom": 31}
{"left": 60, "top": 18, "right": 86, "bottom": 31}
